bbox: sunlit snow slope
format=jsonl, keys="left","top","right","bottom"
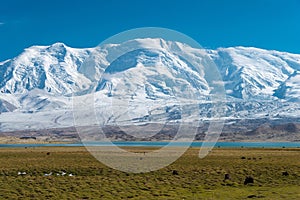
{"left": 1, "top": 39, "right": 300, "bottom": 131}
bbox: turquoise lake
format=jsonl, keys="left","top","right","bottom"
{"left": 1, "top": 141, "right": 300, "bottom": 148}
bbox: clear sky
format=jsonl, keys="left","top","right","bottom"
{"left": 0, "top": 0, "right": 299, "bottom": 61}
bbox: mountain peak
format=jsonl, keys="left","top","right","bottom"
{"left": 51, "top": 42, "right": 67, "bottom": 47}
{"left": 2, "top": 39, "right": 300, "bottom": 131}
{"left": 46, "top": 42, "right": 68, "bottom": 53}
{"left": 1, "top": 39, "right": 300, "bottom": 100}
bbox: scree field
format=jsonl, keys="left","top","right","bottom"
{"left": 0, "top": 147, "right": 299, "bottom": 199}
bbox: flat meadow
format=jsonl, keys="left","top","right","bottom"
{"left": 0, "top": 147, "right": 299, "bottom": 199}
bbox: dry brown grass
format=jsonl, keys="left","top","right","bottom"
{"left": 0, "top": 147, "right": 299, "bottom": 199}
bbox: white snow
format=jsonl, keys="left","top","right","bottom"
{"left": 1, "top": 38, "right": 300, "bottom": 131}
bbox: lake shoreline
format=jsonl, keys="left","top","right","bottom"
{"left": 1, "top": 141, "right": 300, "bottom": 148}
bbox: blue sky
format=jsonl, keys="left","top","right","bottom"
{"left": 0, "top": 0, "right": 299, "bottom": 61}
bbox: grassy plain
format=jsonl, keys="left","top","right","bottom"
{"left": 0, "top": 147, "right": 299, "bottom": 199}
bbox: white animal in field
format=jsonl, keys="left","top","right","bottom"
{"left": 44, "top": 172, "right": 52, "bottom": 176}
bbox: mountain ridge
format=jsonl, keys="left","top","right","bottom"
{"left": 2, "top": 40, "right": 300, "bottom": 100}
{"left": 1, "top": 38, "right": 300, "bottom": 132}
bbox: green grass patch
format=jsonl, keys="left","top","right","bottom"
{"left": 0, "top": 147, "right": 299, "bottom": 199}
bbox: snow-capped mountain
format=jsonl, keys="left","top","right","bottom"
{"left": 0, "top": 43, "right": 92, "bottom": 95}
{"left": 211, "top": 47, "right": 300, "bottom": 100}
{"left": 1, "top": 38, "right": 300, "bottom": 131}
